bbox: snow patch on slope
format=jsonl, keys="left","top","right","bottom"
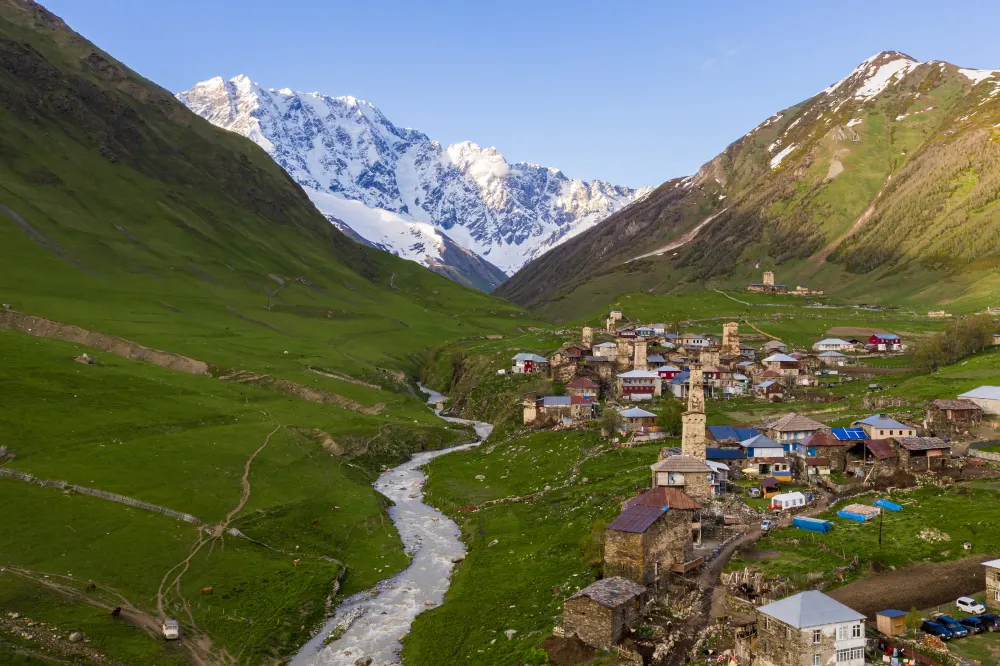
{"left": 959, "top": 68, "right": 1000, "bottom": 85}
{"left": 770, "top": 144, "right": 797, "bottom": 169}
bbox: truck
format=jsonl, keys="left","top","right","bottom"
{"left": 793, "top": 516, "right": 832, "bottom": 533}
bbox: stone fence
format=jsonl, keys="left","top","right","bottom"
{"left": 969, "top": 448, "right": 1000, "bottom": 463}
{"left": 0, "top": 467, "right": 201, "bottom": 524}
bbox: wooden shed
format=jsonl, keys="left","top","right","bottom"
{"left": 875, "top": 609, "right": 908, "bottom": 636}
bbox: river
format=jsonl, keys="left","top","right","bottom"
{"left": 292, "top": 385, "right": 492, "bottom": 666}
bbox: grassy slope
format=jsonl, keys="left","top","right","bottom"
{"left": 0, "top": 2, "right": 547, "bottom": 663}
{"left": 499, "top": 58, "right": 1000, "bottom": 321}
{"left": 403, "top": 430, "right": 660, "bottom": 665}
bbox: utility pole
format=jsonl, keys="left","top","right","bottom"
{"left": 878, "top": 508, "right": 884, "bottom": 549}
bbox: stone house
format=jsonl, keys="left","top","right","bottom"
{"left": 852, "top": 414, "right": 916, "bottom": 439}
{"left": 562, "top": 577, "right": 647, "bottom": 650}
{"left": 800, "top": 430, "right": 853, "bottom": 472}
{"left": 925, "top": 399, "right": 983, "bottom": 434}
{"left": 796, "top": 374, "right": 818, "bottom": 388}
{"left": 984, "top": 559, "right": 1000, "bottom": 609}
{"left": 592, "top": 341, "right": 618, "bottom": 359}
{"left": 523, "top": 394, "right": 596, "bottom": 425}
{"left": 789, "top": 353, "right": 822, "bottom": 374}
{"left": 650, "top": 455, "right": 714, "bottom": 501}
{"left": 750, "top": 591, "right": 866, "bottom": 666}
{"left": 761, "top": 339, "right": 789, "bottom": 355}
{"left": 817, "top": 351, "right": 847, "bottom": 367}
{"left": 604, "top": 490, "right": 701, "bottom": 584}
{"left": 892, "top": 436, "right": 951, "bottom": 473}
{"left": 620, "top": 406, "right": 657, "bottom": 432}
{"left": 845, "top": 439, "right": 898, "bottom": 479}
{"left": 566, "top": 376, "right": 600, "bottom": 399}
{"left": 755, "top": 379, "right": 785, "bottom": 401}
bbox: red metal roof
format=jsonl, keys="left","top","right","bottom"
{"left": 570, "top": 395, "right": 596, "bottom": 405}
{"left": 865, "top": 439, "right": 897, "bottom": 459}
{"left": 566, "top": 376, "right": 598, "bottom": 389}
{"left": 625, "top": 487, "right": 701, "bottom": 511}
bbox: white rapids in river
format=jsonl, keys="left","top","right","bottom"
{"left": 293, "top": 385, "right": 492, "bottom": 666}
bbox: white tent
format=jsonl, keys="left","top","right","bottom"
{"left": 769, "top": 491, "right": 807, "bottom": 511}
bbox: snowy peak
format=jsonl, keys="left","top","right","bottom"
{"left": 178, "top": 75, "right": 648, "bottom": 287}
{"left": 820, "top": 51, "right": 920, "bottom": 101}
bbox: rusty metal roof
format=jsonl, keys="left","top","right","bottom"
{"left": 606, "top": 505, "right": 666, "bottom": 533}
{"left": 569, "top": 577, "right": 647, "bottom": 608}
{"left": 865, "top": 439, "right": 897, "bottom": 459}
{"left": 625, "top": 487, "right": 701, "bottom": 511}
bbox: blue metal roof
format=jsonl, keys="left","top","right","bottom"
{"left": 735, "top": 428, "right": 760, "bottom": 440}
{"left": 831, "top": 427, "right": 868, "bottom": 441}
{"left": 877, "top": 610, "right": 909, "bottom": 618}
{"left": 707, "top": 425, "right": 739, "bottom": 441}
{"left": 857, "top": 414, "right": 910, "bottom": 429}
{"left": 707, "top": 447, "right": 746, "bottom": 460}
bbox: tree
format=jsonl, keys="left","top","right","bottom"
{"left": 600, "top": 408, "right": 621, "bottom": 435}
{"left": 914, "top": 314, "right": 997, "bottom": 371}
{"left": 656, "top": 398, "right": 684, "bottom": 435}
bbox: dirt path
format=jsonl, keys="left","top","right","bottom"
{"left": 825, "top": 554, "right": 995, "bottom": 619}
{"left": 806, "top": 175, "right": 891, "bottom": 274}
{"left": 741, "top": 319, "right": 782, "bottom": 341}
{"left": 226, "top": 423, "right": 281, "bottom": 525}
{"left": 627, "top": 208, "right": 730, "bottom": 263}
{"left": 6, "top": 566, "right": 218, "bottom": 666}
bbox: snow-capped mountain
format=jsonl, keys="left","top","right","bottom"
{"left": 177, "top": 76, "right": 649, "bottom": 290}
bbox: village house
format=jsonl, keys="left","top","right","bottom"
{"left": 761, "top": 339, "right": 789, "bottom": 355}
{"left": 852, "top": 414, "right": 917, "bottom": 439}
{"left": 562, "top": 577, "right": 647, "bottom": 650}
{"left": 566, "top": 376, "right": 600, "bottom": 399}
{"left": 802, "top": 456, "right": 831, "bottom": 478}
{"left": 748, "top": 591, "right": 866, "bottom": 666}
{"left": 958, "top": 386, "right": 1000, "bottom": 415}
{"left": 800, "top": 429, "right": 858, "bottom": 472}
{"left": 761, "top": 413, "right": 827, "bottom": 444}
{"left": 646, "top": 354, "right": 668, "bottom": 369}
{"left": 511, "top": 352, "right": 549, "bottom": 375}
{"left": 796, "top": 374, "right": 818, "bottom": 388}
{"left": 592, "top": 341, "right": 618, "bottom": 359}
{"left": 762, "top": 353, "right": 801, "bottom": 380}
{"left": 812, "top": 338, "right": 854, "bottom": 353}
{"left": 707, "top": 425, "right": 760, "bottom": 445}
{"left": 984, "top": 560, "right": 1000, "bottom": 609}
{"left": 707, "top": 447, "right": 747, "bottom": 467}
{"left": 707, "top": 460, "right": 730, "bottom": 494}
{"left": 755, "top": 379, "right": 785, "bottom": 401}
{"left": 868, "top": 333, "right": 903, "bottom": 352}
{"left": 740, "top": 343, "right": 758, "bottom": 360}
{"left": 845, "top": 439, "right": 897, "bottom": 479}
{"left": 617, "top": 370, "right": 661, "bottom": 401}
{"left": 789, "top": 353, "right": 822, "bottom": 375}
{"left": 893, "top": 436, "right": 951, "bottom": 473}
{"left": 924, "top": 398, "right": 983, "bottom": 434}
{"left": 677, "top": 332, "right": 712, "bottom": 348}
{"left": 727, "top": 373, "right": 751, "bottom": 396}
{"left": 620, "top": 406, "right": 657, "bottom": 433}
{"left": 740, "top": 434, "right": 791, "bottom": 479}
{"left": 523, "top": 393, "right": 596, "bottom": 426}
{"left": 817, "top": 351, "right": 847, "bottom": 367}
{"left": 656, "top": 364, "right": 682, "bottom": 381}
{"left": 650, "top": 455, "right": 714, "bottom": 501}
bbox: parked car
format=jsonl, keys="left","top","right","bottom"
{"left": 921, "top": 621, "right": 954, "bottom": 640}
{"left": 162, "top": 618, "right": 180, "bottom": 640}
{"left": 957, "top": 597, "right": 987, "bottom": 615}
{"left": 935, "top": 615, "right": 968, "bottom": 638}
{"left": 959, "top": 617, "right": 987, "bottom": 634}
{"left": 978, "top": 613, "right": 1000, "bottom": 631}
{"left": 760, "top": 519, "right": 775, "bottom": 532}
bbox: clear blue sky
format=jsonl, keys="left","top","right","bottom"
{"left": 43, "top": 0, "right": 1000, "bottom": 186}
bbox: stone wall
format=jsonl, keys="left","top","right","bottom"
{"left": 605, "top": 530, "right": 645, "bottom": 583}
{"left": 987, "top": 568, "right": 1000, "bottom": 610}
{"left": 564, "top": 597, "right": 621, "bottom": 650}
{"left": 605, "top": 510, "right": 695, "bottom": 584}
{"left": 969, "top": 448, "right": 1000, "bottom": 463}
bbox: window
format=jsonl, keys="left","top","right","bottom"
{"left": 814, "top": 656, "right": 821, "bottom": 666}
{"left": 813, "top": 629, "right": 822, "bottom": 644}
{"left": 765, "top": 618, "right": 771, "bottom": 630}
{"left": 994, "top": 590, "right": 999, "bottom": 602}
{"left": 836, "top": 648, "right": 862, "bottom": 662}
{"left": 786, "top": 627, "right": 791, "bottom": 639}
{"left": 852, "top": 624, "right": 862, "bottom": 638}
{"left": 838, "top": 626, "right": 848, "bottom": 640}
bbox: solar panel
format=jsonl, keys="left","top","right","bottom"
{"left": 831, "top": 427, "right": 867, "bottom": 440}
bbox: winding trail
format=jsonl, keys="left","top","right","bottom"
{"left": 292, "top": 386, "right": 492, "bottom": 666}
{"left": 627, "top": 208, "right": 730, "bottom": 263}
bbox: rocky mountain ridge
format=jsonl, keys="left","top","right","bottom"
{"left": 178, "top": 76, "right": 650, "bottom": 290}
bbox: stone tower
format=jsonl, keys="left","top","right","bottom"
{"left": 681, "top": 366, "right": 707, "bottom": 460}
{"left": 581, "top": 326, "right": 593, "bottom": 349}
{"left": 699, "top": 348, "right": 720, "bottom": 368}
{"left": 722, "top": 322, "right": 740, "bottom": 356}
{"left": 763, "top": 271, "right": 775, "bottom": 287}
{"left": 605, "top": 317, "right": 615, "bottom": 333}
{"left": 633, "top": 339, "right": 647, "bottom": 370}
{"left": 523, "top": 392, "right": 537, "bottom": 425}
{"left": 616, "top": 338, "right": 632, "bottom": 370}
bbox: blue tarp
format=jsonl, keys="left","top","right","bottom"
{"left": 873, "top": 498, "right": 902, "bottom": 512}
{"left": 837, "top": 510, "right": 868, "bottom": 523}
{"left": 794, "top": 516, "right": 832, "bottom": 533}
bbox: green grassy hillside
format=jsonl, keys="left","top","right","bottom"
{"left": 497, "top": 52, "right": 1000, "bottom": 320}
{"left": 0, "top": 2, "right": 546, "bottom": 663}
